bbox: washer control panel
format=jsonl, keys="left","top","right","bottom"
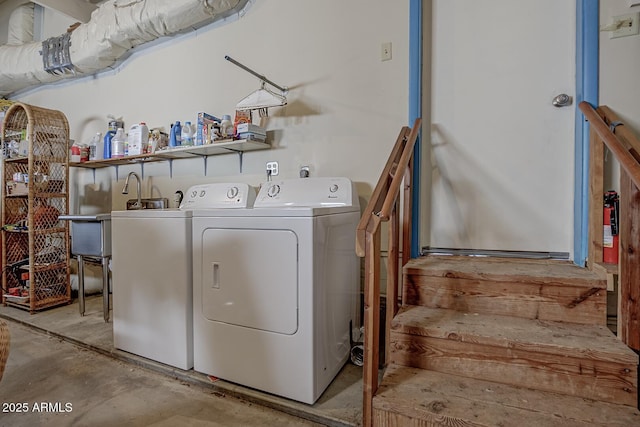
{"left": 180, "top": 183, "right": 256, "bottom": 209}
{"left": 255, "top": 177, "right": 357, "bottom": 208}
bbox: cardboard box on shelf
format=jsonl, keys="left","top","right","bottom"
{"left": 236, "top": 123, "right": 266, "bottom": 136}
{"left": 196, "top": 112, "right": 221, "bottom": 145}
{"left": 237, "top": 132, "right": 266, "bottom": 143}
{"left": 6, "top": 181, "right": 28, "bottom": 196}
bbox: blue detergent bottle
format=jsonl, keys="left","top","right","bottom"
{"left": 170, "top": 121, "right": 182, "bottom": 147}
{"left": 103, "top": 130, "right": 115, "bottom": 159}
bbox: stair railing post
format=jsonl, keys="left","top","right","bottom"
{"left": 618, "top": 169, "right": 640, "bottom": 350}
{"left": 402, "top": 153, "right": 413, "bottom": 268}
{"left": 363, "top": 217, "right": 381, "bottom": 427}
{"left": 580, "top": 102, "right": 640, "bottom": 351}
{"left": 356, "top": 118, "right": 421, "bottom": 426}
{"left": 588, "top": 129, "right": 604, "bottom": 270}
{"left": 386, "top": 198, "right": 400, "bottom": 364}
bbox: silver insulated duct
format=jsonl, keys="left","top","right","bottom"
{"left": 0, "top": 0, "right": 247, "bottom": 97}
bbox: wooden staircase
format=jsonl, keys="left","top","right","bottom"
{"left": 357, "top": 113, "right": 640, "bottom": 426}
{"left": 372, "top": 256, "right": 640, "bottom": 426}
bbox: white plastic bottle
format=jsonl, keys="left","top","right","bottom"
{"left": 220, "top": 115, "right": 233, "bottom": 138}
{"left": 128, "top": 122, "right": 149, "bottom": 155}
{"left": 88, "top": 132, "right": 103, "bottom": 161}
{"left": 111, "top": 128, "right": 126, "bottom": 158}
{"left": 181, "top": 121, "right": 194, "bottom": 146}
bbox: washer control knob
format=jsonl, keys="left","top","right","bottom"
{"left": 267, "top": 184, "right": 280, "bottom": 198}
{"left": 329, "top": 184, "right": 339, "bottom": 193}
{"left": 227, "top": 186, "right": 239, "bottom": 199}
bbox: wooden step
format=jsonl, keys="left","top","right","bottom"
{"left": 403, "top": 256, "right": 607, "bottom": 325}
{"left": 389, "top": 305, "right": 638, "bottom": 406}
{"left": 373, "top": 364, "right": 640, "bottom": 427}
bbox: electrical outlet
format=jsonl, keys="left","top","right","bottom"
{"left": 381, "top": 42, "right": 392, "bottom": 61}
{"left": 611, "top": 12, "right": 640, "bottom": 38}
{"left": 266, "top": 161, "right": 279, "bottom": 176}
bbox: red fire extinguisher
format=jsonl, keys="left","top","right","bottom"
{"left": 603, "top": 191, "right": 619, "bottom": 264}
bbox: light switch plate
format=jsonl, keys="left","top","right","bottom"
{"left": 381, "top": 42, "right": 392, "bottom": 61}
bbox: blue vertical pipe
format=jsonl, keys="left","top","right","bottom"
{"left": 409, "top": 0, "right": 422, "bottom": 258}
{"left": 574, "top": 0, "right": 599, "bottom": 266}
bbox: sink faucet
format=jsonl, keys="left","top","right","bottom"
{"left": 122, "top": 172, "right": 142, "bottom": 209}
{"left": 174, "top": 190, "right": 184, "bottom": 208}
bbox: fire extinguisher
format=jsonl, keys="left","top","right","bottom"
{"left": 603, "top": 190, "right": 619, "bottom": 264}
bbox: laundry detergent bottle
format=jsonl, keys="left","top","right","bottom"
{"left": 111, "top": 127, "right": 126, "bottom": 158}
{"left": 89, "top": 132, "right": 104, "bottom": 161}
{"left": 170, "top": 121, "right": 182, "bottom": 147}
{"left": 181, "top": 121, "right": 194, "bottom": 146}
{"left": 103, "top": 130, "right": 115, "bottom": 159}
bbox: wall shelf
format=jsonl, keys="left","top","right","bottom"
{"left": 69, "top": 139, "right": 270, "bottom": 170}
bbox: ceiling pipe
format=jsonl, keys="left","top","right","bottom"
{"left": 0, "top": 0, "right": 249, "bottom": 97}
{"left": 7, "top": 3, "right": 34, "bottom": 45}
{"left": 31, "top": 0, "right": 98, "bottom": 24}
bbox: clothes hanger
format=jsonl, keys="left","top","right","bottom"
{"left": 236, "top": 81, "right": 287, "bottom": 112}
{"left": 225, "top": 55, "right": 288, "bottom": 117}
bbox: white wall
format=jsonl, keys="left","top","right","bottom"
{"left": 600, "top": 0, "right": 640, "bottom": 191}
{"left": 7, "top": 0, "right": 410, "bottom": 214}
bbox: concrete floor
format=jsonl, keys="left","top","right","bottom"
{"left": 1, "top": 321, "right": 326, "bottom": 427}
{"left": 0, "top": 296, "right": 362, "bottom": 427}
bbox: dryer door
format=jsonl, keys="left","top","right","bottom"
{"left": 199, "top": 228, "right": 298, "bottom": 334}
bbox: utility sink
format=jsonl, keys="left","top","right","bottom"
{"left": 58, "top": 213, "right": 112, "bottom": 322}
{"left": 58, "top": 213, "right": 111, "bottom": 256}
{"left": 126, "top": 198, "right": 170, "bottom": 210}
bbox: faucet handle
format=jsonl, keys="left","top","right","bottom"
{"left": 174, "top": 190, "right": 184, "bottom": 208}
{"left": 126, "top": 200, "right": 144, "bottom": 210}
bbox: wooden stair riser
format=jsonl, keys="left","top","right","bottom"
{"left": 404, "top": 274, "right": 607, "bottom": 325}
{"left": 389, "top": 332, "right": 637, "bottom": 407}
{"left": 372, "top": 365, "right": 640, "bottom": 427}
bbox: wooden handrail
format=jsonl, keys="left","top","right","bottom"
{"left": 599, "top": 105, "right": 640, "bottom": 160}
{"left": 579, "top": 102, "right": 640, "bottom": 189}
{"left": 356, "top": 126, "right": 413, "bottom": 257}
{"left": 379, "top": 122, "right": 422, "bottom": 220}
{"left": 581, "top": 102, "right": 640, "bottom": 351}
{"left": 355, "top": 118, "right": 421, "bottom": 427}
{"left": 356, "top": 120, "right": 422, "bottom": 254}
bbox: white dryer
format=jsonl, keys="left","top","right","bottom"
{"left": 111, "top": 182, "right": 255, "bottom": 370}
{"left": 192, "top": 177, "right": 360, "bottom": 404}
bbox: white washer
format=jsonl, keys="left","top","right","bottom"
{"left": 192, "top": 177, "right": 360, "bottom": 404}
{"left": 111, "top": 182, "right": 255, "bottom": 370}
